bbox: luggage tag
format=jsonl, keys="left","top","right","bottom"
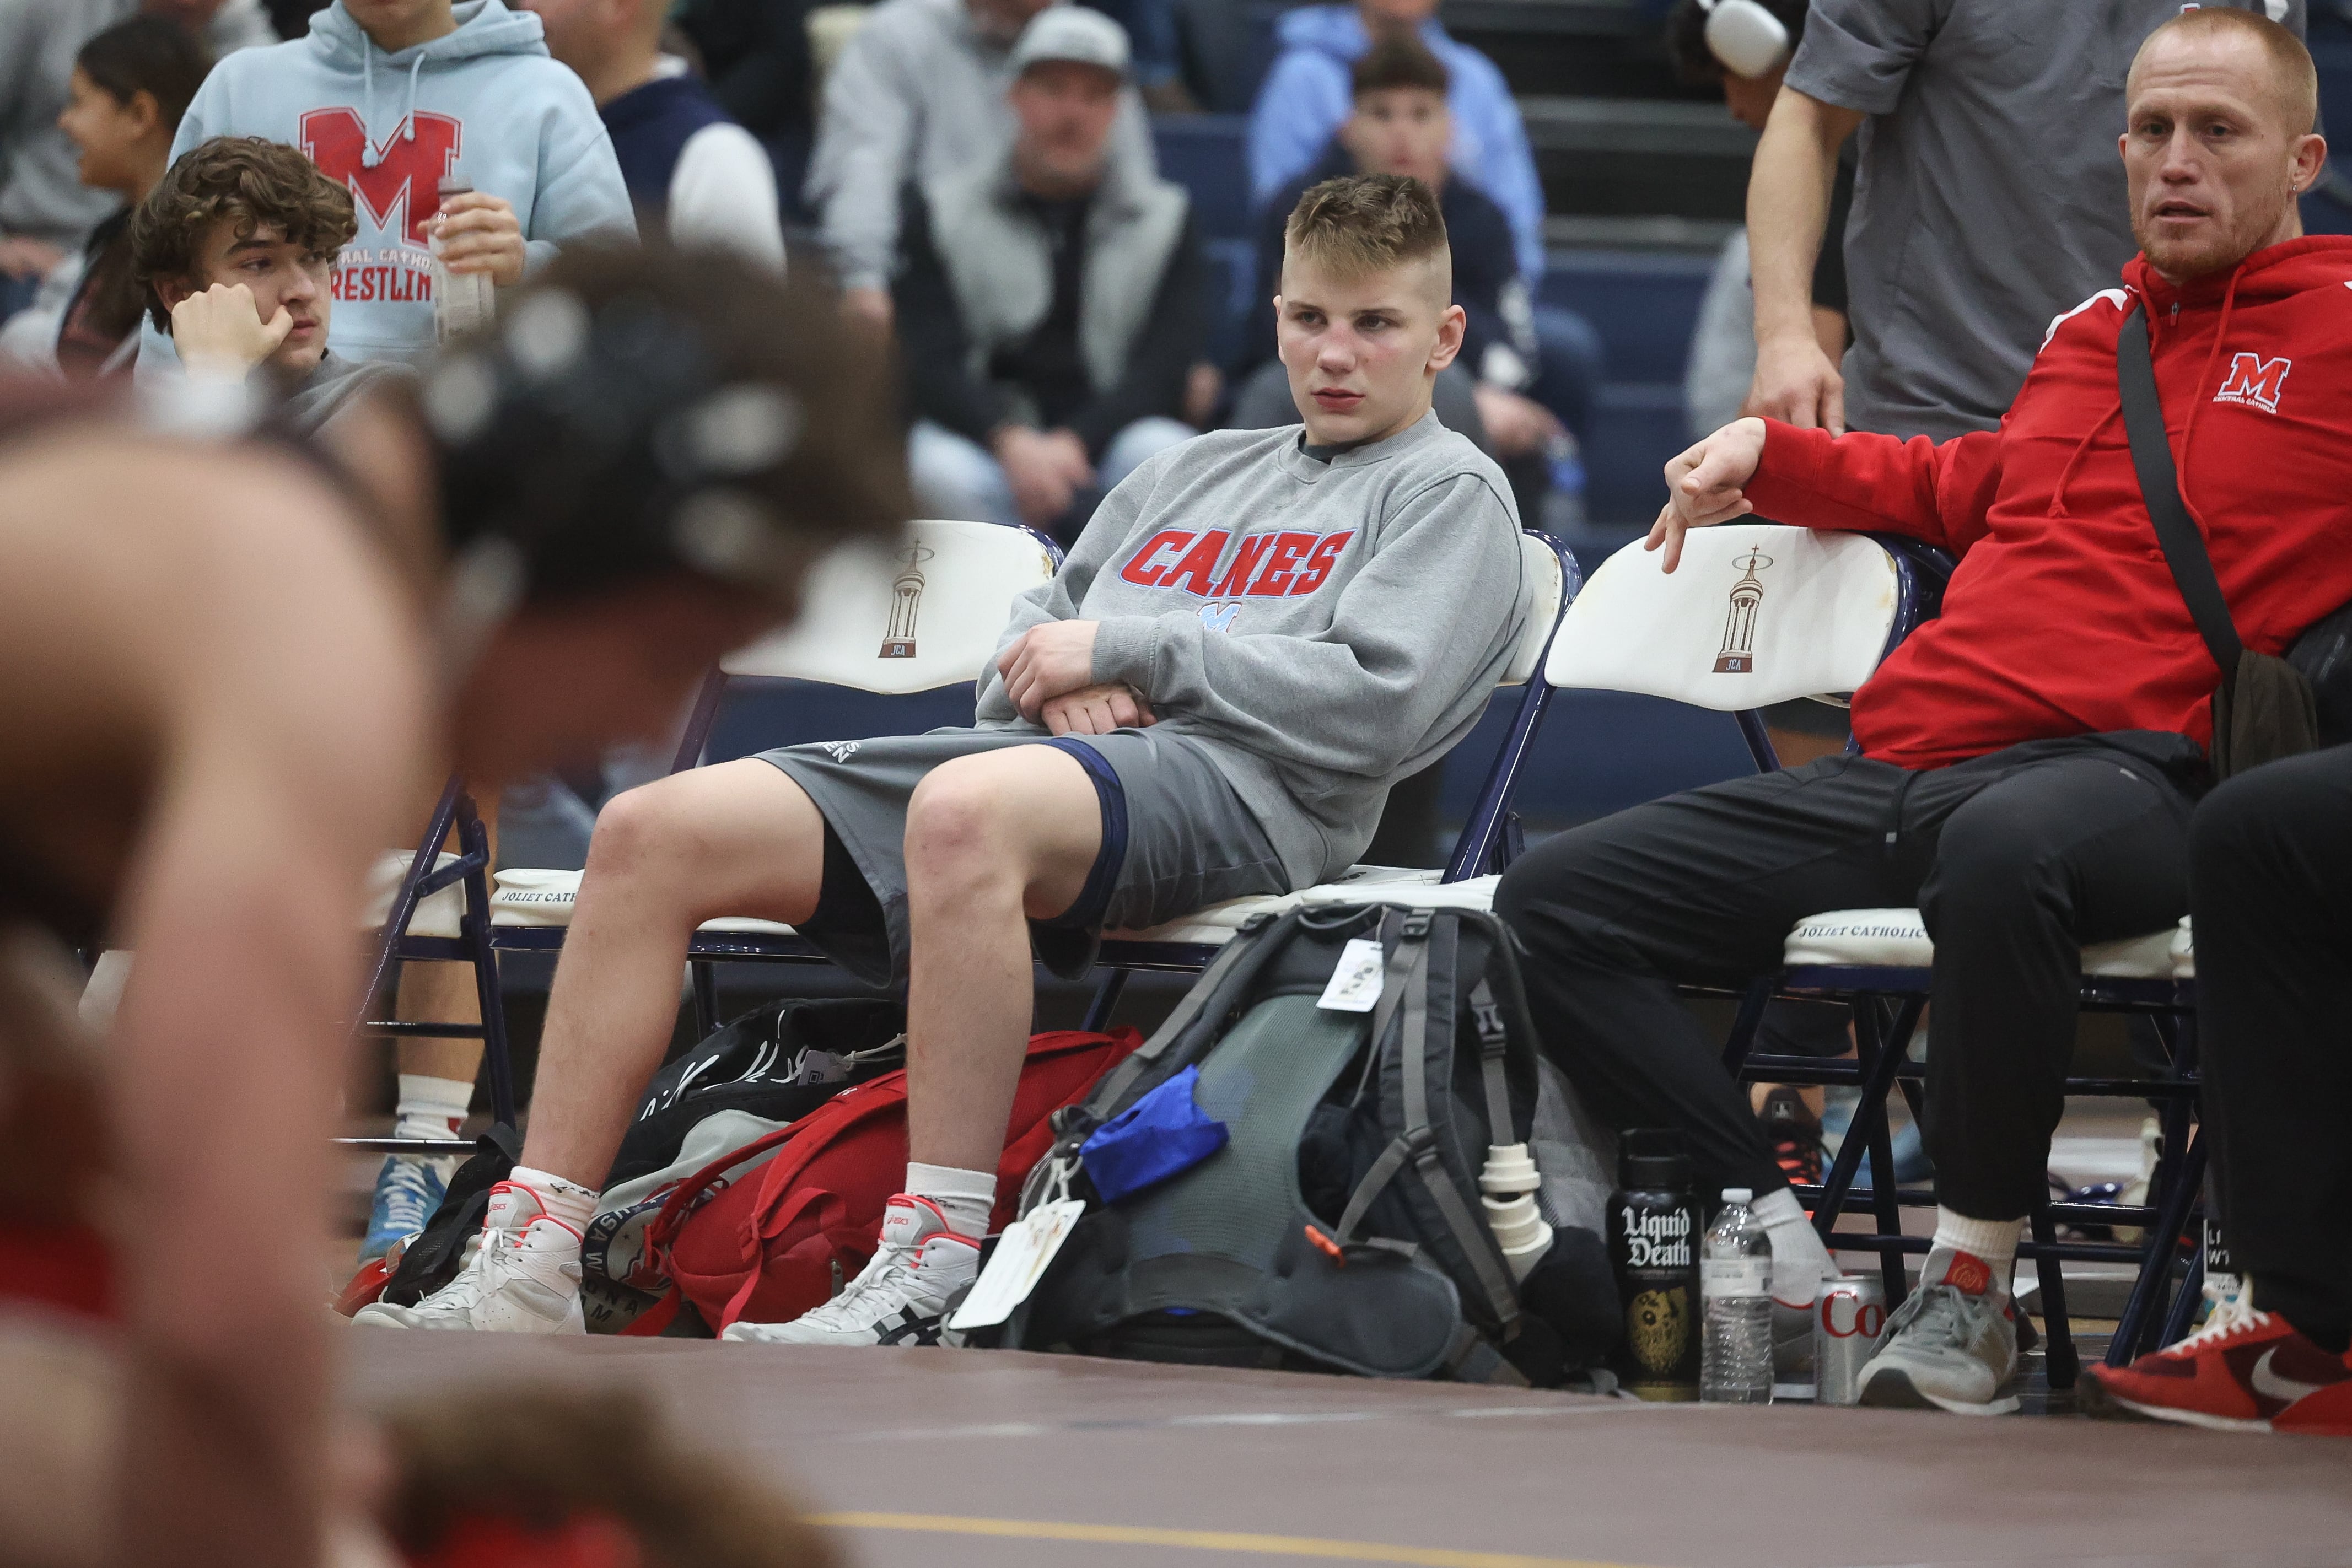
{"left": 1316, "top": 937, "right": 1387, "bottom": 1012}
{"left": 947, "top": 1198, "right": 1086, "bottom": 1331}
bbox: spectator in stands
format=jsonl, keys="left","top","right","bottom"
{"left": 898, "top": 8, "right": 1201, "bottom": 540}
{"left": 0, "top": 0, "right": 271, "bottom": 325}
{"left": 1236, "top": 41, "right": 1562, "bottom": 502}
{"left": 358, "top": 174, "right": 1528, "bottom": 1346}
{"left": 2080, "top": 746, "right": 2352, "bottom": 1436}
{"left": 1496, "top": 9, "right": 2352, "bottom": 1417}
{"left": 0, "top": 17, "right": 209, "bottom": 380}
{"left": 523, "top": 0, "right": 785, "bottom": 267}
{"left": 806, "top": 0, "right": 1156, "bottom": 330}
{"left": 133, "top": 136, "right": 417, "bottom": 430}
{"left": 0, "top": 245, "right": 904, "bottom": 1568}
{"left": 1248, "top": 0, "right": 1539, "bottom": 283}
{"left": 1744, "top": 0, "right": 2303, "bottom": 440}
{"left": 141, "top": 0, "right": 638, "bottom": 1263}
{"left": 1665, "top": 0, "right": 1844, "bottom": 439}
{"left": 140, "top": 0, "right": 637, "bottom": 371}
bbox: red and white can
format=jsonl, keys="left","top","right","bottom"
{"left": 1813, "top": 1275, "right": 1888, "bottom": 1406}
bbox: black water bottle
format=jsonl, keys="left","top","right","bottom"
{"left": 1608, "top": 1129, "right": 1702, "bottom": 1401}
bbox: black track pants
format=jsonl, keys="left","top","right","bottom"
{"left": 2190, "top": 744, "right": 2352, "bottom": 1350}
{"left": 1494, "top": 731, "right": 2202, "bottom": 1219}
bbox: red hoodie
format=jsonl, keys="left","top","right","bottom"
{"left": 1743, "top": 235, "right": 2352, "bottom": 770}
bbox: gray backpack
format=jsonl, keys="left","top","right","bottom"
{"left": 990, "top": 902, "right": 1618, "bottom": 1385}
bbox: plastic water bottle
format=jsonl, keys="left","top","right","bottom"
{"left": 1700, "top": 1186, "right": 1774, "bottom": 1404}
{"left": 432, "top": 175, "right": 496, "bottom": 345}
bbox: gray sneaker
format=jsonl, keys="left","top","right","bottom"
{"left": 1855, "top": 1281, "right": 2021, "bottom": 1415}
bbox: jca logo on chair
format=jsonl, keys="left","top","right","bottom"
{"left": 1713, "top": 547, "right": 1773, "bottom": 675}
{"left": 879, "top": 543, "right": 937, "bottom": 659}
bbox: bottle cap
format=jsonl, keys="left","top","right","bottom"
{"left": 1617, "top": 1128, "right": 1692, "bottom": 1191}
{"left": 1721, "top": 1187, "right": 1752, "bottom": 1204}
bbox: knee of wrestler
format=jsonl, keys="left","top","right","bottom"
{"left": 904, "top": 758, "right": 1024, "bottom": 894}
{"left": 583, "top": 777, "right": 694, "bottom": 886}
{"left": 2187, "top": 762, "right": 2292, "bottom": 890}
{"left": 1494, "top": 830, "right": 1608, "bottom": 967}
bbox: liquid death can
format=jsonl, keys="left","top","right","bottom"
{"left": 1607, "top": 1131, "right": 1701, "bottom": 1401}
{"left": 1812, "top": 1275, "right": 1888, "bottom": 1406}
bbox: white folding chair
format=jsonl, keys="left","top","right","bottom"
{"left": 1543, "top": 523, "right": 2201, "bottom": 1387}
{"left": 487, "top": 520, "right": 1063, "bottom": 1030}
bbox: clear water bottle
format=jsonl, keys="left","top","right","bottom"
{"left": 432, "top": 175, "right": 495, "bottom": 345}
{"left": 1700, "top": 1186, "right": 1774, "bottom": 1404}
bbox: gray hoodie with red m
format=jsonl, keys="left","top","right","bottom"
{"left": 976, "top": 411, "right": 1527, "bottom": 886}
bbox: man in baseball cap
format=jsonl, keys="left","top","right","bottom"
{"left": 892, "top": 3, "right": 1208, "bottom": 540}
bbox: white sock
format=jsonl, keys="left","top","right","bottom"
{"left": 497, "top": 1166, "right": 599, "bottom": 1236}
{"left": 1929, "top": 1207, "right": 2022, "bottom": 1296}
{"left": 905, "top": 1161, "right": 995, "bottom": 1240}
{"left": 1753, "top": 1186, "right": 1837, "bottom": 1306}
{"left": 394, "top": 1073, "right": 473, "bottom": 1145}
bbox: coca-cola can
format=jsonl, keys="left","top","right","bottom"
{"left": 1813, "top": 1275, "right": 1888, "bottom": 1406}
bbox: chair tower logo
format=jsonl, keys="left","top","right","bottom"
{"left": 1713, "top": 547, "right": 1773, "bottom": 675}
{"left": 879, "top": 542, "right": 936, "bottom": 659}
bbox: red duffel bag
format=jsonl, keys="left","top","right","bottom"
{"left": 630, "top": 1027, "right": 1139, "bottom": 1335}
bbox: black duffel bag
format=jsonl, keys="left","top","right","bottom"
{"left": 604, "top": 996, "right": 905, "bottom": 1189}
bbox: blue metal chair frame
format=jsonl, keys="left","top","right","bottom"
{"left": 1697, "top": 537, "right": 2204, "bottom": 1389}
{"left": 347, "top": 775, "right": 517, "bottom": 1156}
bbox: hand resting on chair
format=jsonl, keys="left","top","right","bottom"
{"left": 1648, "top": 414, "right": 1768, "bottom": 572}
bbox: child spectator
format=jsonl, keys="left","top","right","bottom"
{"left": 897, "top": 7, "right": 1201, "bottom": 538}
{"left": 0, "top": 0, "right": 272, "bottom": 324}
{"left": 132, "top": 136, "right": 413, "bottom": 430}
{"left": 139, "top": 0, "right": 636, "bottom": 371}
{"left": 0, "top": 17, "right": 210, "bottom": 379}
{"left": 806, "top": 0, "right": 1155, "bottom": 329}
{"left": 523, "top": 0, "right": 785, "bottom": 267}
{"left": 1247, "top": 0, "right": 1541, "bottom": 283}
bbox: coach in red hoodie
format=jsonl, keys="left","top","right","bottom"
{"left": 1496, "top": 6, "right": 2352, "bottom": 1416}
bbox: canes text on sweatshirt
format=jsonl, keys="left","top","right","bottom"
{"left": 976, "top": 411, "right": 1527, "bottom": 886}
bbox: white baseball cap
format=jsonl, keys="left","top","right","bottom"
{"left": 1009, "top": 6, "right": 1131, "bottom": 79}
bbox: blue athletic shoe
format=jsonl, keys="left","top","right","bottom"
{"left": 359, "top": 1155, "right": 454, "bottom": 1264}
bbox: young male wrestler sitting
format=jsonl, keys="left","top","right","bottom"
{"left": 360, "top": 171, "right": 1532, "bottom": 1341}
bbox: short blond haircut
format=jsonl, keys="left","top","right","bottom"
{"left": 2129, "top": 6, "right": 2318, "bottom": 136}
{"left": 1283, "top": 173, "right": 1450, "bottom": 290}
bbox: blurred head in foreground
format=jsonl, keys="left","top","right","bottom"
{"left": 336, "top": 242, "right": 912, "bottom": 784}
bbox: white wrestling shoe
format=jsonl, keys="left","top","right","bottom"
{"left": 722, "top": 1195, "right": 979, "bottom": 1346}
{"left": 352, "top": 1183, "right": 585, "bottom": 1333}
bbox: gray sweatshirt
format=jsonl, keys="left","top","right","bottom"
{"left": 805, "top": 0, "right": 1155, "bottom": 295}
{"left": 975, "top": 412, "right": 1527, "bottom": 886}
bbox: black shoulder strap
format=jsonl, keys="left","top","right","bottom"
{"left": 2116, "top": 301, "right": 2243, "bottom": 681}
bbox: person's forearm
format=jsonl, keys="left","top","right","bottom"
{"left": 1747, "top": 89, "right": 1862, "bottom": 352}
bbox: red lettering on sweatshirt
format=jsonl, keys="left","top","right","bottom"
{"left": 1247, "top": 532, "right": 1317, "bottom": 596}
{"left": 1287, "top": 531, "right": 1354, "bottom": 595}
{"left": 1118, "top": 529, "right": 1193, "bottom": 586}
{"left": 1210, "top": 534, "right": 1277, "bottom": 596}
{"left": 1161, "top": 529, "right": 1232, "bottom": 596}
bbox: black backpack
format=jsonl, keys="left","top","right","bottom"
{"left": 993, "top": 903, "right": 1618, "bottom": 1386}
{"left": 604, "top": 997, "right": 906, "bottom": 1189}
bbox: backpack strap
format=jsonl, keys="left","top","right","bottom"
{"left": 1442, "top": 1322, "right": 1531, "bottom": 1387}
{"left": 2117, "top": 300, "right": 2243, "bottom": 681}
{"left": 1083, "top": 917, "right": 1272, "bottom": 1117}
{"left": 1468, "top": 976, "right": 1515, "bottom": 1147}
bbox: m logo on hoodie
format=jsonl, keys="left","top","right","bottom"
{"left": 2214, "top": 352, "right": 2292, "bottom": 415}
{"left": 300, "top": 107, "right": 462, "bottom": 246}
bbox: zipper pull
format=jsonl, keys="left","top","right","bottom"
{"left": 2170, "top": 302, "right": 2181, "bottom": 325}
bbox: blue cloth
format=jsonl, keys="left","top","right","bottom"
{"left": 602, "top": 73, "right": 730, "bottom": 231}
{"left": 1080, "top": 1064, "right": 1231, "bottom": 1204}
{"left": 1245, "top": 6, "right": 1546, "bottom": 281}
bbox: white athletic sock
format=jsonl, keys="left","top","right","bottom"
{"left": 1928, "top": 1207, "right": 2023, "bottom": 1296}
{"left": 393, "top": 1073, "right": 473, "bottom": 1145}
{"left": 1753, "top": 1186, "right": 1837, "bottom": 1305}
{"left": 905, "top": 1161, "right": 996, "bottom": 1240}
{"left": 500, "top": 1166, "right": 599, "bottom": 1236}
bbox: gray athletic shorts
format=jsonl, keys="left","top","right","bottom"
{"left": 755, "top": 728, "right": 1287, "bottom": 987}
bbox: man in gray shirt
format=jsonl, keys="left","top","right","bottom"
{"left": 360, "top": 172, "right": 1528, "bottom": 1348}
{"left": 807, "top": 0, "right": 1155, "bottom": 330}
{"left": 1745, "top": 0, "right": 2303, "bottom": 440}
